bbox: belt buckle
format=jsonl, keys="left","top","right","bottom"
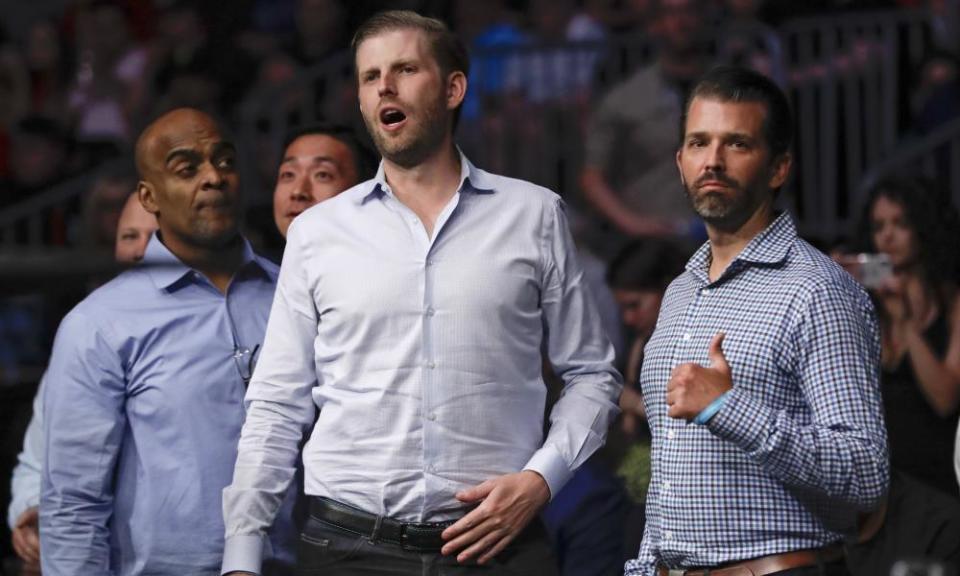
{"left": 668, "top": 570, "right": 686, "bottom": 576}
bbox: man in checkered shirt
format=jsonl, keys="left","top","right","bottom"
{"left": 625, "top": 66, "right": 888, "bottom": 576}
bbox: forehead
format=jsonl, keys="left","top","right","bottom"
{"left": 285, "top": 134, "right": 353, "bottom": 163}
{"left": 356, "top": 28, "right": 435, "bottom": 70}
{"left": 150, "top": 114, "right": 225, "bottom": 160}
{"left": 684, "top": 97, "right": 767, "bottom": 138}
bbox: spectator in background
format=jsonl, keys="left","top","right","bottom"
{"left": 286, "top": 0, "right": 349, "bottom": 68}
{"left": 502, "top": 0, "right": 606, "bottom": 106}
{"left": 23, "top": 19, "right": 71, "bottom": 124}
{"left": 67, "top": 0, "right": 148, "bottom": 146}
{"left": 7, "top": 192, "right": 156, "bottom": 576}
{"left": 857, "top": 176, "right": 960, "bottom": 497}
{"left": 606, "top": 239, "right": 686, "bottom": 435}
{"left": 147, "top": 1, "right": 255, "bottom": 119}
{"left": 272, "top": 123, "right": 375, "bottom": 239}
{"left": 113, "top": 190, "right": 157, "bottom": 263}
{"left": 79, "top": 165, "right": 137, "bottom": 252}
{"left": 911, "top": 49, "right": 960, "bottom": 136}
{"left": 581, "top": 0, "right": 713, "bottom": 248}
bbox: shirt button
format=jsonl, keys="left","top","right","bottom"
{"left": 427, "top": 412, "right": 437, "bottom": 421}
{"left": 682, "top": 333, "right": 691, "bottom": 341}
{"left": 426, "top": 361, "right": 436, "bottom": 369}
{"left": 701, "top": 288, "right": 711, "bottom": 295}
{"left": 664, "top": 531, "right": 673, "bottom": 540}
{"left": 425, "top": 307, "right": 435, "bottom": 317}
{"left": 663, "top": 481, "right": 671, "bottom": 490}
{"left": 667, "top": 430, "right": 675, "bottom": 440}
{"left": 426, "top": 259, "right": 435, "bottom": 267}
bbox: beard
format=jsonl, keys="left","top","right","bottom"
{"left": 363, "top": 90, "right": 449, "bottom": 169}
{"left": 684, "top": 171, "right": 767, "bottom": 231}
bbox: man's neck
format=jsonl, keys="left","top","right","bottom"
{"left": 383, "top": 140, "right": 462, "bottom": 238}
{"left": 706, "top": 202, "right": 776, "bottom": 282}
{"left": 159, "top": 231, "right": 245, "bottom": 294}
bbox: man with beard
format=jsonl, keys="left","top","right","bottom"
{"left": 222, "top": 10, "right": 621, "bottom": 576}
{"left": 624, "top": 66, "right": 888, "bottom": 576}
{"left": 40, "top": 108, "right": 296, "bottom": 575}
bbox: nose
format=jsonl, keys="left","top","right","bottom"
{"left": 200, "top": 160, "right": 225, "bottom": 189}
{"left": 704, "top": 143, "right": 725, "bottom": 173}
{"left": 291, "top": 176, "right": 312, "bottom": 201}
{"left": 377, "top": 72, "right": 396, "bottom": 97}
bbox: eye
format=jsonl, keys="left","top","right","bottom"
{"left": 686, "top": 138, "right": 705, "bottom": 148}
{"left": 313, "top": 170, "right": 335, "bottom": 182}
{"left": 730, "top": 139, "right": 750, "bottom": 150}
{"left": 362, "top": 71, "right": 378, "bottom": 83}
{"left": 176, "top": 165, "right": 197, "bottom": 178}
{"left": 216, "top": 155, "right": 236, "bottom": 170}
{"left": 278, "top": 170, "right": 295, "bottom": 181}
{"left": 401, "top": 65, "right": 416, "bottom": 74}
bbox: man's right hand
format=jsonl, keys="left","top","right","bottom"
{"left": 12, "top": 506, "right": 41, "bottom": 570}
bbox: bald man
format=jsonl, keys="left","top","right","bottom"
{"left": 39, "top": 108, "right": 296, "bottom": 576}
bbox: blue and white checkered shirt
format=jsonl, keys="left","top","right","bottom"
{"left": 625, "top": 212, "right": 888, "bottom": 575}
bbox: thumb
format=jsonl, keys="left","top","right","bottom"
{"left": 708, "top": 332, "right": 730, "bottom": 374}
{"left": 456, "top": 479, "right": 495, "bottom": 503}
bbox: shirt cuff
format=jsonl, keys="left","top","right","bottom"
{"left": 706, "top": 387, "right": 772, "bottom": 452}
{"left": 693, "top": 391, "right": 729, "bottom": 425}
{"left": 523, "top": 444, "right": 572, "bottom": 500}
{"left": 221, "top": 533, "right": 267, "bottom": 576}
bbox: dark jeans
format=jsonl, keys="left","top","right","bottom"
{"left": 297, "top": 516, "right": 559, "bottom": 576}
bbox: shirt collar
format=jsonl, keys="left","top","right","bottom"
{"left": 686, "top": 211, "right": 796, "bottom": 284}
{"left": 142, "top": 232, "right": 268, "bottom": 291}
{"left": 358, "top": 148, "right": 496, "bottom": 205}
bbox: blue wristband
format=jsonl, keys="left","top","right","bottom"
{"left": 693, "top": 391, "right": 729, "bottom": 425}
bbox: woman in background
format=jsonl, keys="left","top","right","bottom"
{"left": 861, "top": 176, "right": 960, "bottom": 497}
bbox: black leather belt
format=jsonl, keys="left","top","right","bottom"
{"left": 308, "top": 497, "right": 457, "bottom": 553}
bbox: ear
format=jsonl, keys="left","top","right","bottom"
{"left": 767, "top": 151, "right": 792, "bottom": 190}
{"left": 676, "top": 148, "right": 685, "bottom": 187}
{"left": 138, "top": 181, "right": 159, "bottom": 216}
{"left": 445, "top": 70, "right": 467, "bottom": 111}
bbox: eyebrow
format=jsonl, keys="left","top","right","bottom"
{"left": 685, "top": 131, "right": 756, "bottom": 141}
{"left": 280, "top": 155, "right": 340, "bottom": 166}
{"left": 165, "top": 141, "right": 236, "bottom": 166}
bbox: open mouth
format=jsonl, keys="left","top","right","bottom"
{"left": 379, "top": 107, "right": 407, "bottom": 129}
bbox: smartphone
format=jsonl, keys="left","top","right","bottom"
{"left": 890, "top": 559, "right": 953, "bottom": 576}
{"left": 837, "top": 253, "right": 893, "bottom": 289}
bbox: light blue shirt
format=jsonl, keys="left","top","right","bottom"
{"left": 222, "top": 153, "right": 622, "bottom": 574}
{"left": 8, "top": 377, "right": 44, "bottom": 530}
{"left": 40, "top": 234, "right": 296, "bottom": 576}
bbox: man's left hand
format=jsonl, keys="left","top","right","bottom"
{"left": 666, "top": 332, "right": 732, "bottom": 420}
{"left": 441, "top": 470, "right": 550, "bottom": 564}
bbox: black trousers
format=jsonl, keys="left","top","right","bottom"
{"left": 296, "top": 516, "right": 559, "bottom": 576}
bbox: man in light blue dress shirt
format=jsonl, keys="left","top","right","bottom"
{"left": 39, "top": 108, "right": 295, "bottom": 576}
{"left": 222, "top": 10, "right": 622, "bottom": 576}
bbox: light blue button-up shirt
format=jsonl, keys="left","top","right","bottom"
{"left": 222, "top": 153, "right": 622, "bottom": 573}
{"left": 40, "top": 234, "right": 296, "bottom": 576}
